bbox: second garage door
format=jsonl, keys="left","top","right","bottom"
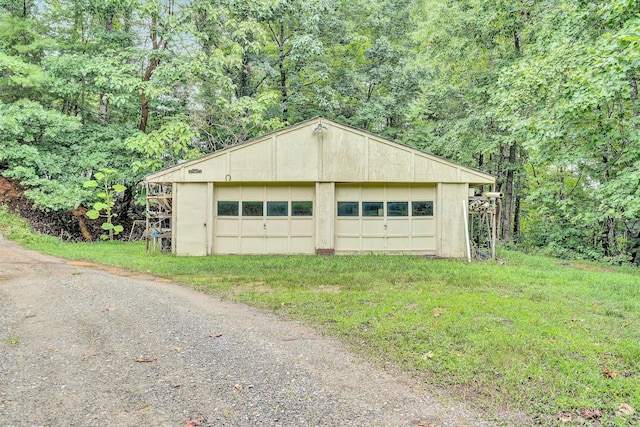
{"left": 335, "top": 184, "right": 436, "bottom": 254}
{"left": 214, "top": 184, "right": 315, "bottom": 254}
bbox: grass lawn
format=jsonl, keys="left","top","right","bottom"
{"left": 2, "top": 209, "right": 639, "bottom": 426}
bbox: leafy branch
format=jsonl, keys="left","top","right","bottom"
{"left": 83, "top": 168, "right": 126, "bottom": 241}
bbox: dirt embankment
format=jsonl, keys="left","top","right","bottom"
{"left": 0, "top": 175, "right": 142, "bottom": 241}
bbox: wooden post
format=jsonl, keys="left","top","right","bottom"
{"left": 492, "top": 199, "right": 499, "bottom": 260}
{"left": 463, "top": 200, "right": 471, "bottom": 263}
{"left": 145, "top": 182, "right": 150, "bottom": 254}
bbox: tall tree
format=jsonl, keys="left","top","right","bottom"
{"left": 409, "top": 0, "right": 534, "bottom": 240}
{"left": 254, "top": 0, "right": 338, "bottom": 123}
{"left": 494, "top": 0, "right": 640, "bottom": 260}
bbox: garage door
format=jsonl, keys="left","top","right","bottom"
{"left": 214, "top": 184, "right": 315, "bottom": 254}
{"left": 335, "top": 184, "right": 436, "bottom": 254}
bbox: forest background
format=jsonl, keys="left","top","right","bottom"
{"left": 1, "top": 0, "right": 639, "bottom": 264}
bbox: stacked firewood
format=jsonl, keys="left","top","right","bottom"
{"left": 468, "top": 197, "right": 495, "bottom": 214}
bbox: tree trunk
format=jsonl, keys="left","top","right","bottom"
{"left": 98, "top": 94, "right": 109, "bottom": 124}
{"left": 500, "top": 143, "right": 517, "bottom": 241}
{"left": 630, "top": 231, "right": 640, "bottom": 264}
{"left": 630, "top": 76, "right": 639, "bottom": 118}
{"left": 602, "top": 217, "right": 616, "bottom": 257}
{"left": 501, "top": 180, "right": 513, "bottom": 241}
{"left": 139, "top": 91, "right": 150, "bottom": 132}
{"left": 277, "top": 24, "right": 288, "bottom": 121}
{"left": 138, "top": 58, "right": 161, "bottom": 133}
{"left": 600, "top": 154, "right": 616, "bottom": 256}
{"left": 106, "top": 14, "right": 113, "bottom": 32}
{"left": 138, "top": 14, "right": 165, "bottom": 133}
{"left": 477, "top": 153, "right": 484, "bottom": 194}
{"left": 97, "top": 15, "right": 114, "bottom": 123}
{"left": 513, "top": 191, "right": 521, "bottom": 239}
{"left": 71, "top": 206, "right": 93, "bottom": 240}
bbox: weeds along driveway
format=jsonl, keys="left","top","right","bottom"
{"left": 0, "top": 237, "right": 494, "bottom": 427}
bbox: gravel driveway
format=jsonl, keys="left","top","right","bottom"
{"left": 0, "top": 237, "right": 494, "bottom": 427}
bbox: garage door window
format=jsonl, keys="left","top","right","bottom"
{"left": 412, "top": 201, "right": 433, "bottom": 216}
{"left": 292, "top": 201, "right": 313, "bottom": 216}
{"left": 242, "top": 201, "right": 263, "bottom": 216}
{"left": 362, "top": 202, "right": 383, "bottom": 217}
{"left": 338, "top": 202, "right": 359, "bottom": 216}
{"left": 267, "top": 201, "right": 288, "bottom": 216}
{"left": 387, "top": 202, "right": 408, "bottom": 217}
{"left": 218, "top": 201, "right": 239, "bottom": 216}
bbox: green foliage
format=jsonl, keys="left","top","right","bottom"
{"left": 0, "top": 14, "right": 51, "bottom": 102}
{"left": 0, "top": 100, "right": 138, "bottom": 211}
{"left": 125, "top": 117, "right": 202, "bottom": 174}
{"left": 0, "top": 100, "right": 86, "bottom": 210}
{"left": 491, "top": 0, "right": 640, "bottom": 260}
{"left": 43, "top": 50, "right": 142, "bottom": 119}
{"left": 190, "top": 91, "right": 286, "bottom": 151}
{"left": 1, "top": 0, "right": 640, "bottom": 262}
{"left": 0, "top": 51, "right": 43, "bottom": 94}
{"left": 83, "top": 168, "right": 126, "bottom": 240}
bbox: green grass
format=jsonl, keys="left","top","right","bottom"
{"left": 2, "top": 206, "right": 639, "bottom": 426}
{"left": 5, "top": 336, "right": 20, "bottom": 345}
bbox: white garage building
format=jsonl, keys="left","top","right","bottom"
{"left": 144, "top": 117, "right": 495, "bottom": 257}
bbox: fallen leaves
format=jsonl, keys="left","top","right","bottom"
{"left": 101, "top": 307, "right": 117, "bottom": 312}
{"left": 208, "top": 333, "right": 223, "bottom": 338}
{"left": 182, "top": 418, "right": 203, "bottom": 427}
{"left": 556, "top": 404, "right": 634, "bottom": 423}
{"left": 580, "top": 409, "right": 601, "bottom": 420}
{"left": 433, "top": 307, "right": 443, "bottom": 317}
{"left": 139, "top": 405, "right": 152, "bottom": 412}
{"left": 421, "top": 351, "right": 434, "bottom": 360}
{"left": 170, "top": 346, "right": 183, "bottom": 352}
{"left": 618, "top": 402, "right": 634, "bottom": 416}
{"left": 134, "top": 357, "right": 157, "bottom": 363}
{"left": 570, "top": 317, "right": 584, "bottom": 322}
{"left": 603, "top": 368, "right": 617, "bottom": 379}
